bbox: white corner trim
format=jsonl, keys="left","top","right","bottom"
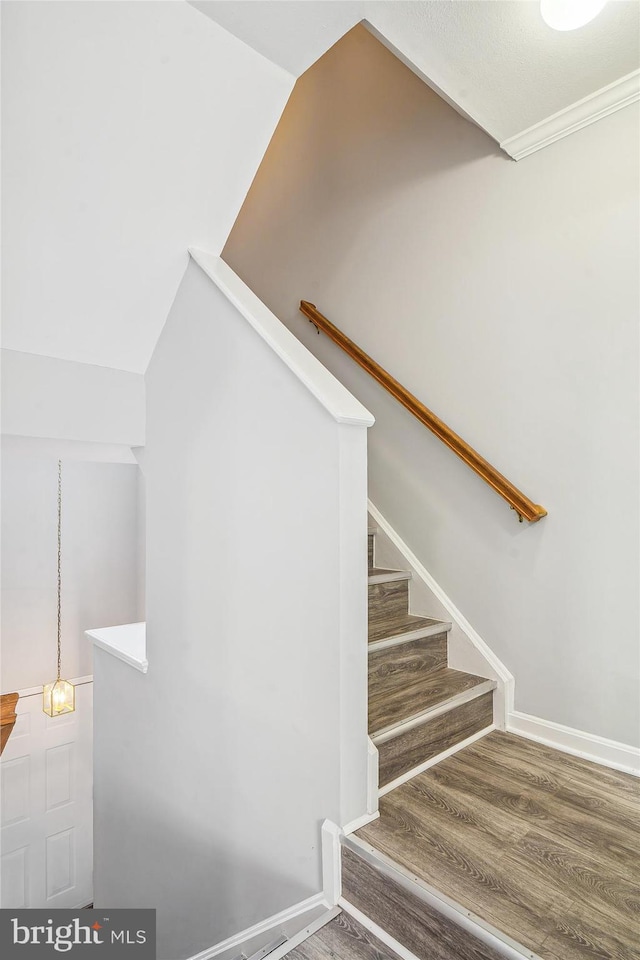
{"left": 367, "top": 500, "right": 514, "bottom": 722}
{"left": 321, "top": 820, "right": 342, "bottom": 906}
{"left": 507, "top": 711, "right": 640, "bottom": 777}
{"left": 188, "top": 250, "right": 374, "bottom": 428}
{"left": 366, "top": 737, "right": 379, "bottom": 817}
{"left": 500, "top": 68, "right": 640, "bottom": 160}
{"left": 186, "top": 893, "right": 328, "bottom": 960}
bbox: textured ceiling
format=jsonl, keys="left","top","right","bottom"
{"left": 190, "top": 0, "right": 640, "bottom": 142}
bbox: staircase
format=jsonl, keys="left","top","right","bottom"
{"left": 333, "top": 523, "right": 640, "bottom": 960}
{"left": 334, "top": 523, "right": 503, "bottom": 958}
{"left": 367, "top": 524, "right": 496, "bottom": 793}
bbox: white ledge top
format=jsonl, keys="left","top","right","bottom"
{"left": 86, "top": 622, "right": 148, "bottom": 674}
{"left": 188, "top": 249, "right": 375, "bottom": 428}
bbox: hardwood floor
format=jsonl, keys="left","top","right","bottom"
{"left": 285, "top": 912, "right": 400, "bottom": 960}
{"left": 357, "top": 731, "right": 640, "bottom": 960}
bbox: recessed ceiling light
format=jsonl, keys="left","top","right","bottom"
{"left": 540, "top": 0, "right": 607, "bottom": 31}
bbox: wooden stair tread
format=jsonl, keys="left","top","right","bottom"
{"left": 355, "top": 731, "right": 640, "bottom": 960}
{"left": 369, "top": 612, "right": 447, "bottom": 644}
{"left": 368, "top": 664, "right": 490, "bottom": 735}
{"left": 341, "top": 843, "right": 505, "bottom": 960}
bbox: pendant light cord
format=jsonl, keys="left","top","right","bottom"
{"left": 57, "top": 459, "right": 62, "bottom": 681}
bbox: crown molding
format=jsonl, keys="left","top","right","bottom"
{"left": 500, "top": 68, "right": 640, "bottom": 161}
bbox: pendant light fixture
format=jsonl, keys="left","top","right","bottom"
{"left": 43, "top": 460, "right": 75, "bottom": 717}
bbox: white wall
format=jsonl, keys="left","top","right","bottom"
{"left": 1, "top": 0, "right": 293, "bottom": 373}
{"left": 1, "top": 438, "right": 143, "bottom": 692}
{"left": 223, "top": 26, "right": 640, "bottom": 747}
{"left": 1, "top": 350, "right": 145, "bottom": 446}
{"left": 93, "top": 259, "right": 370, "bottom": 958}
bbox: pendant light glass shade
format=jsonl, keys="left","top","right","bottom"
{"left": 43, "top": 460, "right": 75, "bottom": 717}
{"left": 43, "top": 678, "right": 75, "bottom": 717}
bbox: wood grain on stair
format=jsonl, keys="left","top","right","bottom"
{"left": 433, "top": 740, "right": 640, "bottom": 874}
{"left": 369, "top": 662, "right": 487, "bottom": 734}
{"left": 377, "top": 692, "right": 494, "bottom": 786}
{"left": 286, "top": 910, "right": 400, "bottom": 960}
{"left": 368, "top": 578, "right": 409, "bottom": 625}
{"left": 368, "top": 534, "right": 374, "bottom": 570}
{"left": 468, "top": 729, "right": 640, "bottom": 808}
{"left": 539, "top": 898, "right": 640, "bottom": 960}
{"left": 341, "top": 847, "right": 504, "bottom": 960}
{"left": 357, "top": 731, "right": 640, "bottom": 959}
{"left": 368, "top": 611, "right": 446, "bottom": 644}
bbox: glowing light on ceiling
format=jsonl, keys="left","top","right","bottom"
{"left": 540, "top": 0, "right": 607, "bottom": 31}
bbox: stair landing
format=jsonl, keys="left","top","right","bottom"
{"left": 350, "top": 731, "right": 640, "bottom": 960}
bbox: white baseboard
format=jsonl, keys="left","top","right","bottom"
{"left": 187, "top": 893, "right": 328, "bottom": 960}
{"left": 366, "top": 502, "right": 640, "bottom": 781}
{"left": 366, "top": 736, "right": 379, "bottom": 816}
{"left": 367, "top": 500, "right": 513, "bottom": 728}
{"left": 260, "top": 907, "right": 341, "bottom": 960}
{"left": 508, "top": 711, "right": 640, "bottom": 777}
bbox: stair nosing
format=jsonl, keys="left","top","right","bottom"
{"left": 378, "top": 724, "right": 496, "bottom": 798}
{"left": 368, "top": 569, "right": 412, "bottom": 585}
{"left": 341, "top": 834, "right": 541, "bottom": 960}
{"left": 368, "top": 621, "right": 452, "bottom": 651}
{"left": 371, "top": 679, "right": 497, "bottom": 744}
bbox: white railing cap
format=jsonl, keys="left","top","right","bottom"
{"left": 189, "top": 249, "right": 375, "bottom": 428}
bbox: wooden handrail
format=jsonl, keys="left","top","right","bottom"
{"left": 300, "top": 301, "right": 547, "bottom": 523}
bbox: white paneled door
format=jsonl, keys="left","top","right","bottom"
{"left": 1, "top": 681, "right": 93, "bottom": 908}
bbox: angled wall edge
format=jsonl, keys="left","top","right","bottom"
{"left": 188, "top": 250, "right": 374, "bottom": 428}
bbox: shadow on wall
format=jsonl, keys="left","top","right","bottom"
{"left": 223, "top": 23, "right": 503, "bottom": 316}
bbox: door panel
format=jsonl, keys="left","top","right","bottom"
{"left": 0, "top": 681, "right": 93, "bottom": 908}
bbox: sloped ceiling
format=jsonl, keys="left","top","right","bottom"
{"left": 190, "top": 0, "right": 640, "bottom": 141}
{"left": 2, "top": 1, "right": 638, "bottom": 375}
{"left": 1, "top": 1, "right": 292, "bottom": 373}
